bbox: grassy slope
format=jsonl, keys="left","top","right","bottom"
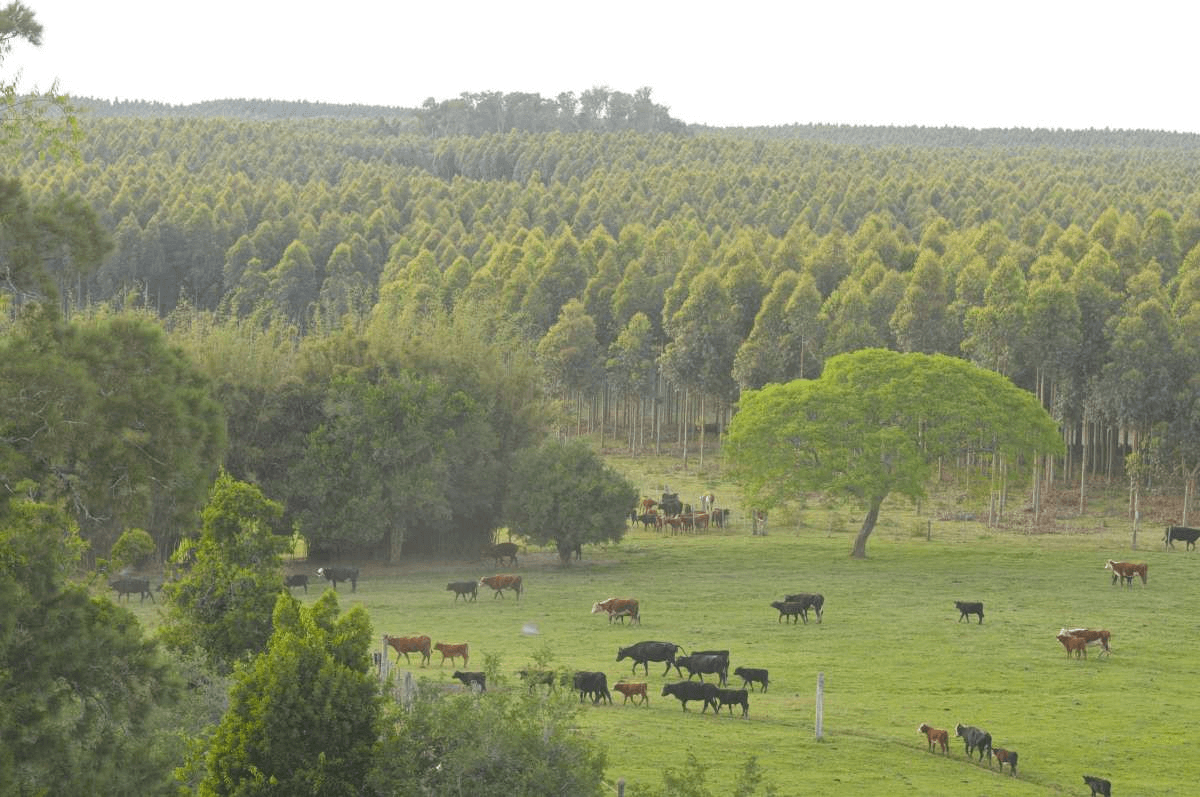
{"left": 121, "top": 461, "right": 1196, "bottom": 796}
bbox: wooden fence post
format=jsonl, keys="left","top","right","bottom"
{"left": 815, "top": 672, "right": 824, "bottom": 740}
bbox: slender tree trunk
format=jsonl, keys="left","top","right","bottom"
{"left": 851, "top": 495, "right": 885, "bottom": 558}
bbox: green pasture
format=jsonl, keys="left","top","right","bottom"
{"left": 122, "top": 494, "right": 1197, "bottom": 796}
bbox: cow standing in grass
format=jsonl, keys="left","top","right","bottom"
{"left": 1164, "top": 525, "right": 1200, "bottom": 550}
{"left": 955, "top": 601, "right": 984, "bottom": 624}
{"left": 918, "top": 723, "right": 949, "bottom": 754}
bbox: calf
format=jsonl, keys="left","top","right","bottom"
{"left": 446, "top": 581, "right": 478, "bottom": 602}
{"left": 714, "top": 687, "right": 749, "bottom": 717}
{"left": 771, "top": 600, "right": 808, "bottom": 624}
{"left": 433, "top": 641, "right": 469, "bottom": 667}
{"left": 784, "top": 593, "right": 825, "bottom": 623}
{"left": 733, "top": 666, "right": 769, "bottom": 693}
{"left": 675, "top": 653, "right": 728, "bottom": 686}
{"left": 954, "top": 723, "right": 992, "bottom": 765}
{"left": 1083, "top": 775, "right": 1111, "bottom": 796}
{"left": 484, "top": 542, "right": 518, "bottom": 567}
{"left": 1164, "top": 525, "right": 1200, "bottom": 551}
{"left": 383, "top": 634, "right": 431, "bottom": 666}
{"left": 993, "top": 748, "right": 1018, "bottom": 776}
{"left": 451, "top": 670, "right": 486, "bottom": 692}
{"left": 661, "top": 681, "right": 719, "bottom": 713}
{"left": 109, "top": 577, "right": 154, "bottom": 603}
{"left": 1104, "top": 559, "right": 1147, "bottom": 587}
{"left": 955, "top": 600, "right": 984, "bottom": 624}
{"left": 315, "top": 566, "right": 359, "bottom": 592}
{"left": 1057, "top": 633, "right": 1089, "bottom": 658}
{"left": 1058, "top": 627, "right": 1112, "bottom": 657}
{"left": 572, "top": 671, "right": 612, "bottom": 705}
{"left": 284, "top": 574, "right": 308, "bottom": 593}
{"left": 612, "top": 681, "right": 649, "bottom": 706}
{"left": 917, "top": 723, "right": 949, "bottom": 754}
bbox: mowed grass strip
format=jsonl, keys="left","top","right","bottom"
{"left": 124, "top": 517, "right": 1196, "bottom": 795}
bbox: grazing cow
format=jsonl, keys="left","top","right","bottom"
{"left": 284, "top": 574, "right": 308, "bottom": 593}
{"left": 784, "top": 593, "right": 825, "bottom": 623}
{"left": 572, "top": 671, "right": 612, "bottom": 705}
{"left": 518, "top": 669, "right": 557, "bottom": 692}
{"left": 109, "top": 577, "right": 154, "bottom": 603}
{"left": 1058, "top": 627, "right": 1112, "bottom": 656}
{"left": 617, "top": 641, "right": 684, "bottom": 676}
{"left": 918, "top": 723, "right": 949, "bottom": 754}
{"left": 954, "top": 724, "right": 993, "bottom": 765}
{"left": 383, "top": 634, "right": 431, "bottom": 666}
{"left": 484, "top": 542, "right": 519, "bottom": 567}
{"left": 1104, "top": 559, "right": 1147, "bottom": 587}
{"left": 316, "top": 566, "right": 359, "bottom": 592}
{"left": 451, "top": 670, "right": 486, "bottom": 692}
{"left": 446, "top": 581, "right": 478, "bottom": 602}
{"left": 433, "top": 641, "right": 469, "bottom": 668}
{"left": 1083, "top": 775, "right": 1111, "bottom": 796}
{"left": 675, "top": 653, "right": 729, "bottom": 686}
{"left": 479, "top": 574, "right": 523, "bottom": 600}
{"left": 955, "top": 601, "right": 984, "bottom": 624}
{"left": 771, "top": 600, "right": 811, "bottom": 624}
{"left": 613, "top": 681, "right": 649, "bottom": 706}
{"left": 661, "top": 681, "right": 719, "bottom": 712}
{"left": 993, "top": 748, "right": 1018, "bottom": 776}
{"left": 733, "top": 666, "right": 769, "bottom": 693}
{"left": 1057, "top": 633, "right": 1089, "bottom": 658}
{"left": 714, "top": 687, "right": 749, "bottom": 717}
{"left": 591, "top": 597, "right": 641, "bottom": 625}
{"left": 1164, "top": 525, "right": 1200, "bottom": 551}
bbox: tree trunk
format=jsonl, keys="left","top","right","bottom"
{"left": 850, "top": 495, "right": 885, "bottom": 558}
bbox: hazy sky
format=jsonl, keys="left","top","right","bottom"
{"left": 12, "top": 0, "right": 1200, "bottom": 132}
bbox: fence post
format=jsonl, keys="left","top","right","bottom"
{"left": 815, "top": 672, "right": 824, "bottom": 740}
{"left": 617, "top": 777, "right": 625, "bottom": 796}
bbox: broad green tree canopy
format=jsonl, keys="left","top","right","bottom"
{"left": 725, "top": 349, "right": 1064, "bottom": 557}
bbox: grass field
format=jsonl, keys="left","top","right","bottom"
{"left": 118, "top": 463, "right": 1198, "bottom": 796}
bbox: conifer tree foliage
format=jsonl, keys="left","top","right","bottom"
{"left": 199, "top": 591, "right": 379, "bottom": 796}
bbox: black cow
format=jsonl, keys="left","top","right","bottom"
{"left": 661, "top": 681, "right": 718, "bottom": 712}
{"left": 316, "top": 566, "right": 359, "bottom": 592}
{"left": 451, "top": 670, "right": 486, "bottom": 692}
{"left": 518, "top": 669, "right": 556, "bottom": 692}
{"left": 733, "top": 666, "right": 769, "bottom": 692}
{"left": 617, "top": 641, "right": 684, "bottom": 676}
{"left": 110, "top": 577, "right": 154, "bottom": 603}
{"left": 771, "top": 600, "right": 808, "bottom": 624}
{"left": 710, "top": 508, "right": 731, "bottom": 528}
{"left": 1164, "top": 525, "right": 1200, "bottom": 551}
{"left": 572, "top": 671, "right": 612, "bottom": 705}
{"left": 1083, "top": 775, "right": 1111, "bottom": 796}
{"left": 955, "top": 723, "right": 993, "bottom": 765}
{"left": 485, "top": 542, "right": 518, "bottom": 566}
{"left": 784, "top": 592, "right": 825, "bottom": 623}
{"left": 675, "top": 653, "right": 728, "bottom": 685}
{"left": 660, "top": 492, "right": 683, "bottom": 517}
{"left": 284, "top": 574, "right": 308, "bottom": 593}
{"left": 446, "top": 581, "right": 478, "bottom": 602}
{"left": 955, "top": 601, "right": 984, "bottom": 624}
{"left": 714, "top": 687, "right": 749, "bottom": 717}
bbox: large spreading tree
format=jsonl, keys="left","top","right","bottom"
{"left": 725, "top": 349, "right": 1064, "bottom": 558}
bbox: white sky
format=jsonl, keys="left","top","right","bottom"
{"left": 11, "top": 0, "right": 1200, "bottom": 132}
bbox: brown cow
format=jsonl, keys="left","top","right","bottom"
{"left": 384, "top": 634, "right": 431, "bottom": 666}
{"left": 1105, "top": 559, "right": 1147, "bottom": 587}
{"left": 993, "top": 748, "right": 1018, "bottom": 776}
{"left": 591, "top": 597, "right": 641, "bottom": 625}
{"left": 433, "top": 641, "right": 469, "bottom": 667}
{"left": 1058, "top": 627, "right": 1112, "bottom": 656}
{"left": 918, "top": 723, "right": 949, "bottom": 754}
{"left": 613, "top": 681, "right": 649, "bottom": 706}
{"left": 480, "top": 574, "right": 523, "bottom": 600}
{"left": 1057, "top": 633, "right": 1089, "bottom": 658}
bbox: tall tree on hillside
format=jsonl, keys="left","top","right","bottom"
{"left": 725, "top": 349, "right": 1063, "bottom": 558}
{"left": 891, "top": 249, "right": 954, "bottom": 354}
{"left": 607, "top": 312, "right": 658, "bottom": 451}
{"left": 733, "top": 270, "right": 801, "bottom": 390}
{"left": 961, "top": 256, "right": 1028, "bottom": 378}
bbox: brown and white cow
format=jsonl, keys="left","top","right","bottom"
{"left": 591, "top": 597, "right": 641, "bottom": 625}
{"left": 613, "top": 681, "right": 649, "bottom": 705}
{"left": 433, "top": 641, "right": 469, "bottom": 667}
{"left": 1058, "top": 627, "right": 1112, "bottom": 656}
{"left": 918, "top": 723, "right": 949, "bottom": 754}
{"left": 384, "top": 634, "right": 431, "bottom": 666}
{"left": 1104, "top": 559, "right": 1147, "bottom": 587}
{"left": 480, "top": 574, "right": 523, "bottom": 600}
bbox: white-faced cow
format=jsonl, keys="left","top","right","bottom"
{"left": 479, "top": 574, "right": 522, "bottom": 600}
{"left": 591, "top": 597, "right": 640, "bottom": 625}
{"left": 316, "top": 566, "right": 359, "bottom": 592}
{"left": 1104, "top": 559, "right": 1147, "bottom": 587}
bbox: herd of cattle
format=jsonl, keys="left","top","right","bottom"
{"left": 632, "top": 493, "right": 732, "bottom": 534}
